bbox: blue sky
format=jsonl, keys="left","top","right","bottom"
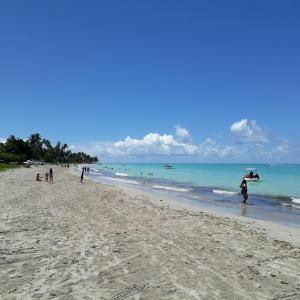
{"left": 0, "top": 0, "right": 299, "bottom": 162}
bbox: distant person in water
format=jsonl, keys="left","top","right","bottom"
{"left": 36, "top": 173, "right": 42, "bottom": 181}
{"left": 45, "top": 172, "right": 49, "bottom": 182}
{"left": 240, "top": 179, "right": 248, "bottom": 204}
{"left": 80, "top": 168, "right": 84, "bottom": 183}
{"left": 87, "top": 167, "right": 89, "bottom": 173}
{"left": 49, "top": 168, "right": 53, "bottom": 184}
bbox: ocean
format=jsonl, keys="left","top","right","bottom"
{"left": 80, "top": 163, "right": 300, "bottom": 228}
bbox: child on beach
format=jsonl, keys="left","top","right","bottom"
{"left": 36, "top": 173, "right": 42, "bottom": 181}
{"left": 45, "top": 172, "right": 49, "bottom": 182}
{"left": 240, "top": 179, "right": 248, "bottom": 204}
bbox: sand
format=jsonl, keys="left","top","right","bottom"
{"left": 1, "top": 166, "right": 300, "bottom": 299}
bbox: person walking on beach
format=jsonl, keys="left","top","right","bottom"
{"left": 240, "top": 179, "right": 248, "bottom": 204}
{"left": 80, "top": 168, "right": 84, "bottom": 183}
{"left": 49, "top": 168, "right": 53, "bottom": 184}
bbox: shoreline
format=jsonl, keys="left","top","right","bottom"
{"left": 92, "top": 163, "right": 300, "bottom": 201}
{"left": 76, "top": 166, "right": 300, "bottom": 231}
{"left": 1, "top": 166, "right": 300, "bottom": 299}
{"left": 74, "top": 167, "right": 300, "bottom": 247}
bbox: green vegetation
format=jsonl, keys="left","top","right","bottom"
{"left": 0, "top": 133, "right": 98, "bottom": 164}
{"left": 0, "top": 163, "right": 20, "bottom": 172}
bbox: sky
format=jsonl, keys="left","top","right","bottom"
{"left": 0, "top": 0, "right": 299, "bottom": 162}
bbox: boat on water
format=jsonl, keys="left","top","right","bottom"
{"left": 243, "top": 168, "right": 260, "bottom": 182}
{"left": 164, "top": 164, "right": 174, "bottom": 169}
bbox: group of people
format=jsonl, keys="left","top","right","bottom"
{"left": 36, "top": 168, "right": 53, "bottom": 184}
{"left": 60, "top": 163, "right": 70, "bottom": 168}
{"left": 245, "top": 170, "right": 260, "bottom": 180}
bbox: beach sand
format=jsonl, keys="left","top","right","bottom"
{"left": 1, "top": 167, "right": 300, "bottom": 299}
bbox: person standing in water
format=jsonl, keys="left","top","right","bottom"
{"left": 80, "top": 168, "right": 84, "bottom": 183}
{"left": 240, "top": 179, "right": 248, "bottom": 204}
{"left": 49, "top": 168, "right": 53, "bottom": 184}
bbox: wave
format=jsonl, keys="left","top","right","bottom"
{"left": 115, "top": 172, "right": 129, "bottom": 177}
{"left": 282, "top": 203, "right": 300, "bottom": 210}
{"left": 90, "top": 171, "right": 101, "bottom": 175}
{"left": 212, "top": 190, "right": 238, "bottom": 196}
{"left": 291, "top": 204, "right": 300, "bottom": 210}
{"left": 101, "top": 176, "right": 141, "bottom": 185}
{"left": 152, "top": 185, "right": 192, "bottom": 192}
{"left": 291, "top": 197, "right": 300, "bottom": 204}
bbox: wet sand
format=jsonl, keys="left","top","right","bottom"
{"left": 1, "top": 166, "right": 300, "bottom": 299}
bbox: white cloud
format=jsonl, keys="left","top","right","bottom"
{"left": 273, "top": 139, "right": 300, "bottom": 156}
{"left": 198, "top": 138, "right": 233, "bottom": 158}
{"left": 175, "top": 125, "right": 191, "bottom": 142}
{"left": 0, "top": 138, "right": 6, "bottom": 143}
{"left": 71, "top": 122, "right": 300, "bottom": 162}
{"left": 275, "top": 139, "right": 291, "bottom": 154}
{"left": 78, "top": 130, "right": 232, "bottom": 159}
{"left": 230, "top": 119, "right": 269, "bottom": 143}
{"left": 112, "top": 133, "right": 198, "bottom": 156}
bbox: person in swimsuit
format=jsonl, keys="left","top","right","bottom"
{"left": 80, "top": 168, "right": 84, "bottom": 183}
{"left": 36, "top": 173, "right": 42, "bottom": 181}
{"left": 240, "top": 179, "right": 248, "bottom": 204}
{"left": 49, "top": 168, "right": 53, "bottom": 184}
{"left": 45, "top": 172, "right": 49, "bottom": 182}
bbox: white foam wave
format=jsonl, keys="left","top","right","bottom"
{"left": 115, "top": 172, "right": 129, "bottom": 177}
{"left": 101, "top": 176, "right": 140, "bottom": 185}
{"left": 212, "top": 190, "right": 238, "bottom": 196}
{"left": 291, "top": 204, "right": 300, "bottom": 210}
{"left": 90, "top": 171, "right": 101, "bottom": 175}
{"left": 152, "top": 185, "right": 191, "bottom": 192}
{"left": 282, "top": 202, "right": 300, "bottom": 210}
{"left": 291, "top": 197, "right": 300, "bottom": 204}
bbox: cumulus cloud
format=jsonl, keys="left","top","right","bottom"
{"left": 111, "top": 133, "right": 198, "bottom": 156}
{"left": 198, "top": 138, "right": 233, "bottom": 158}
{"left": 71, "top": 122, "right": 300, "bottom": 162}
{"left": 0, "top": 137, "right": 6, "bottom": 143}
{"left": 175, "top": 125, "right": 191, "bottom": 142}
{"left": 273, "top": 138, "right": 300, "bottom": 157}
{"left": 79, "top": 130, "right": 232, "bottom": 159}
{"left": 230, "top": 119, "right": 269, "bottom": 143}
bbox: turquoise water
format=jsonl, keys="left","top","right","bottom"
{"left": 94, "top": 163, "right": 300, "bottom": 199}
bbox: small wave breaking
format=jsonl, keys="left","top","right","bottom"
{"left": 115, "top": 172, "right": 129, "bottom": 177}
{"left": 101, "top": 176, "right": 140, "bottom": 185}
{"left": 212, "top": 190, "right": 238, "bottom": 196}
{"left": 152, "top": 185, "right": 192, "bottom": 192}
{"left": 291, "top": 197, "right": 300, "bottom": 204}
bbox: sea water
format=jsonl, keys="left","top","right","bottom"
{"left": 83, "top": 163, "right": 300, "bottom": 228}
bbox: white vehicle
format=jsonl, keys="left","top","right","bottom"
{"left": 243, "top": 168, "right": 260, "bottom": 182}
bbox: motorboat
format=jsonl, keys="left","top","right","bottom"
{"left": 243, "top": 168, "right": 260, "bottom": 182}
{"left": 164, "top": 164, "right": 174, "bottom": 169}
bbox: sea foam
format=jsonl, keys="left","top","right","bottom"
{"left": 115, "top": 172, "right": 129, "bottom": 177}
{"left": 152, "top": 185, "right": 191, "bottom": 192}
{"left": 291, "top": 197, "right": 300, "bottom": 204}
{"left": 213, "top": 190, "right": 238, "bottom": 196}
{"left": 101, "top": 176, "right": 140, "bottom": 185}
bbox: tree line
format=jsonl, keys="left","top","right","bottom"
{"left": 0, "top": 133, "right": 98, "bottom": 164}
